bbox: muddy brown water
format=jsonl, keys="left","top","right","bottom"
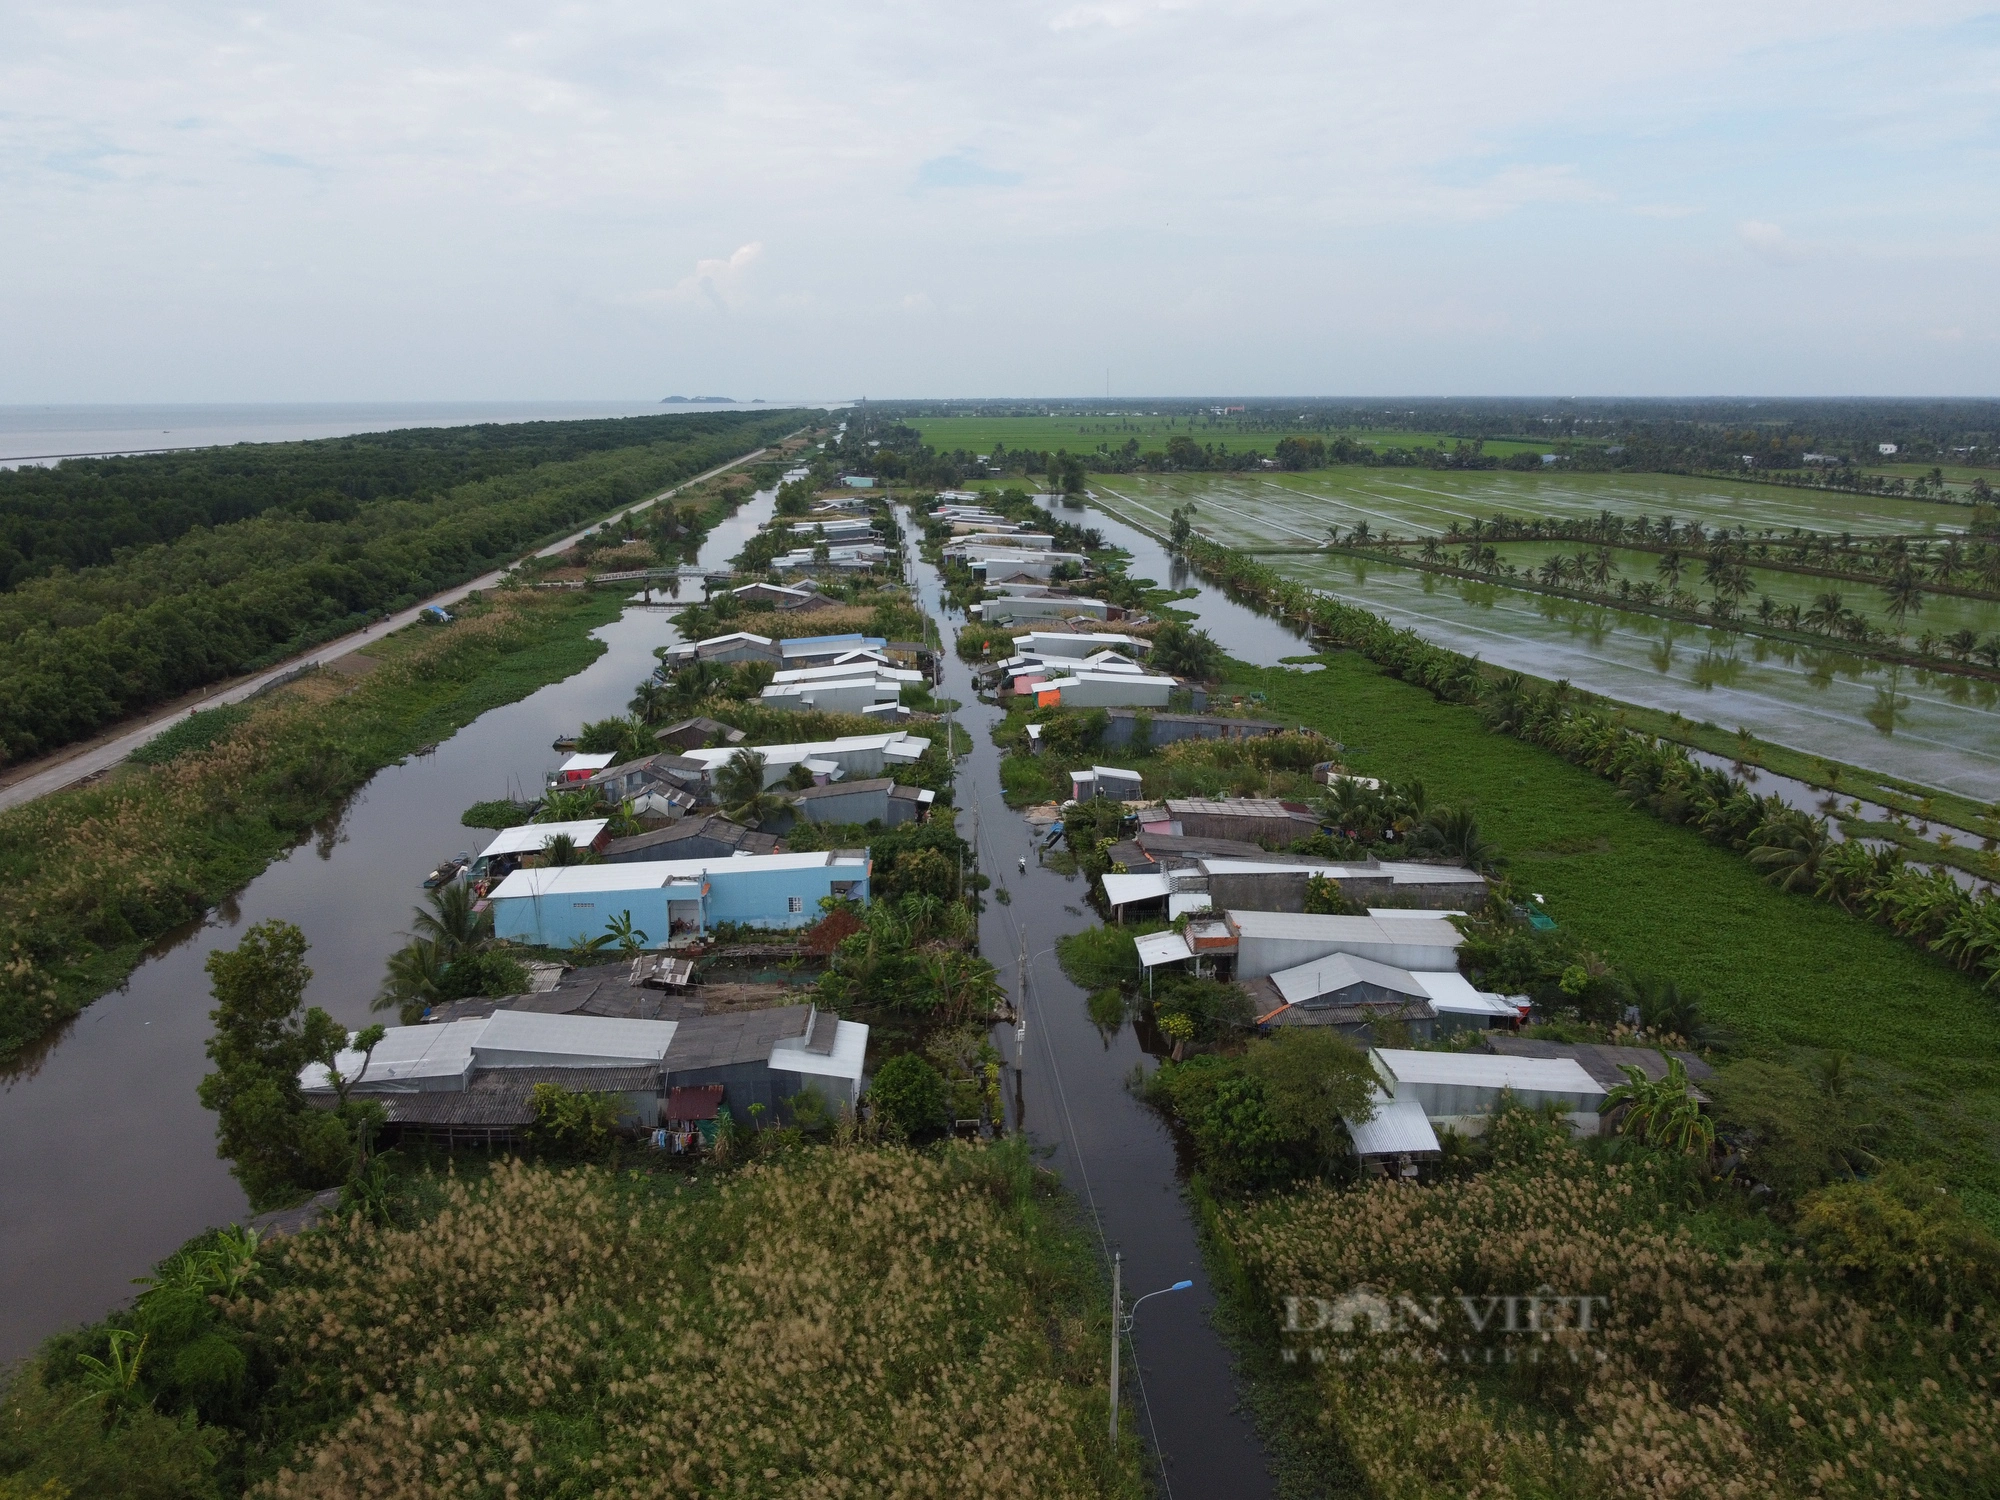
{"left": 0, "top": 497, "right": 776, "bottom": 1365}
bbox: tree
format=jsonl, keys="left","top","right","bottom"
{"left": 629, "top": 680, "right": 675, "bottom": 724}
{"left": 1239, "top": 1029, "right": 1376, "bottom": 1172}
{"left": 540, "top": 832, "right": 588, "bottom": 866}
{"left": 1606, "top": 1057, "right": 1712, "bottom": 1154}
{"left": 375, "top": 937, "right": 447, "bottom": 1023}
{"left": 410, "top": 880, "right": 493, "bottom": 957}
{"left": 868, "top": 1053, "right": 950, "bottom": 1139}
{"left": 1148, "top": 619, "right": 1224, "bottom": 680}
{"left": 1746, "top": 809, "right": 1832, "bottom": 892}
{"left": 716, "top": 748, "right": 770, "bottom": 818}
{"left": 1880, "top": 568, "right": 1924, "bottom": 639}
{"left": 196, "top": 921, "right": 353, "bottom": 1208}
{"left": 1168, "top": 503, "right": 1198, "bottom": 550}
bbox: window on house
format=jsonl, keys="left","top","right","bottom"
{"left": 788, "top": 896, "right": 804, "bottom": 913}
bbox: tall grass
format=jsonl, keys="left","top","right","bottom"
{"left": 240, "top": 1146, "right": 1138, "bottom": 1499}
{"left": 1222, "top": 1117, "right": 2000, "bottom": 1498}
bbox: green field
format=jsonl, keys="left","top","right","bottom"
{"left": 1231, "top": 651, "right": 2000, "bottom": 1196}
{"left": 903, "top": 415, "right": 1559, "bottom": 460}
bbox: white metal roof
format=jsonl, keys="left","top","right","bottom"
{"left": 1017, "top": 631, "right": 1150, "bottom": 655}
{"left": 558, "top": 753, "right": 617, "bottom": 774}
{"left": 490, "top": 851, "right": 862, "bottom": 900}
{"left": 1369, "top": 908, "right": 1470, "bottom": 921}
{"left": 1269, "top": 952, "right": 1427, "bottom": 1006}
{"left": 300, "top": 1018, "right": 487, "bottom": 1091}
{"left": 1074, "top": 670, "right": 1176, "bottom": 687}
{"left": 1084, "top": 764, "right": 1143, "bottom": 781}
{"left": 1346, "top": 1098, "right": 1442, "bottom": 1157}
{"left": 1372, "top": 1048, "right": 1602, "bottom": 1096}
{"left": 1198, "top": 858, "right": 1482, "bottom": 888}
{"left": 1227, "top": 911, "right": 1463, "bottom": 948}
{"left": 1167, "top": 893, "right": 1212, "bottom": 920}
{"left": 1102, "top": 872, "right": 1172, "bottom": 907}
{"left": 1409, "top": 970, "right": 1522, "bottom": 1016}
{"left": 480, "top": 819, "right": 610, "bottom": 859}
{"left": 679, "top": 732, "right": 924, "bottom": 769}
{"left": 1135, "top": 930, "right": 1193, "bottom": 969}
{"left": 474, "top": 1011, "right": 679, "bottom": 1066}
{"left": 769, "top": 1018, "right": 869, "bottom": 1081}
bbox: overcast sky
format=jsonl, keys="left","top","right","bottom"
{"left": 4, "top": 1, "right": 1998, "bottom": 401}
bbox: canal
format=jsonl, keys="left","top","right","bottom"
{"left": 0, "top": 492, "right": 779, "bottom": 1365}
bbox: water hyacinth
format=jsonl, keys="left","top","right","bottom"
{"left": 239, "top": 1147, "right": 1127, "bottom": 1499}
{"left": 1223, "top": 1118, "right": 2000, "bottom": 1498}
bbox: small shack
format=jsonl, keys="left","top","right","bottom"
{"left": 1070, "top": 766, "right": 1145, "bottom": 802}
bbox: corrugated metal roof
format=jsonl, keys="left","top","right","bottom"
{"left": 1346, "top": 1099, "right": 1441, "bottom": 1157}
{"left": 480, "top": 819, "right": 610, "bottom": 858}
{"left": 1408, "top": 970, "right": 1520, "bottom": 1016}
{"left": 474, "top": 1011, "right": 679, "bottom": 1065}
{"left": 1269, "top": 952, "right": 1428, "bottom": 1006}
{"left": 1102, "top": 873, "right": 1171, "bottom": 906}
{"left": 1135, "top": 930, "right": 1193, "bottom": 969}
{"left": 1373, "top": 1048, "right": 1603, "bottom": 1096}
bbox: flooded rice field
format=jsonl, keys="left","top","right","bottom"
{"left": 1083, "top": 482, "right": 2000, "bottom": 804}
{"left": 1096, "top": 469, "right": 1982, "bottom": 543}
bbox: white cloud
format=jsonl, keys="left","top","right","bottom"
{"left": 1737, "top": 219, "right": 1808, "bottom": 265}
{"left": 644, "top": 243, "right": 763, "bottom": 310}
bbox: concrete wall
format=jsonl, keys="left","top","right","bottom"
{"left": 1207, "top": 870, "right": 1311, "bottom": 913}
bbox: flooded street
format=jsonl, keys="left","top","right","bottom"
{"left": 904, "top": 503, "right": 1304, "bottom": 1498}
{"left": 0, "top": 494, "right": 777, "bottom": 1364}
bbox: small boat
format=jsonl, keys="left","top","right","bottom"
{"left": 423, "top": 855, "right": 470, "bottom": 889}
{"left": 551, "top": 735, "right": 578, "bottom": 751}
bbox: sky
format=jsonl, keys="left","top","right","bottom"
{"left": 3, "top": 1, "right": 1998, "bottom": 401}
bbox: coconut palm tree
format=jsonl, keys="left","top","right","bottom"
{"left": 412, "top": 880, "right": 494, "bottom": 956}
{"left": 1421, "top": 805, "right": 1503, "bottom": 874}
{"left": 1805, "top": 591, "right": 1845, "bottom": 635}
{"left": 375, "top": 938, "right": 449, "bottom": 1022}
{"left": 539, "top": 833, "right": 588, "bottom": 866}
{"left": 1746, "top": 809, "right": 1831, "bottom": 892}
{"left": 629, "top": 680, "right": 676, "bottom": 724}
{"left": 1655, "top": 549, "right": 1685, "bottom": 591}
{"left": 1880, "top": 568, "right": 1925, "bottom": 639}
{"left": 1605, "top": 1058, "right": 1713, "bottom": 1156}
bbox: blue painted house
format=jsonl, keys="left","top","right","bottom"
{"left": 487, "top": 851, "right": 869, "bottom": 949}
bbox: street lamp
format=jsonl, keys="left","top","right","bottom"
{"left": 1108, "top": 1251, "right": 1194, "bottom": 1440}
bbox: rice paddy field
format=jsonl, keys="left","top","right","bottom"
{"left": 1096, "top": 467, "right": 1981, "bottom": 543}
{"left": 1084, "top": 473, "right": 2000, "bottom": 802}
{"left": 903, "top": 415, "right": 1557, "bottom": 459}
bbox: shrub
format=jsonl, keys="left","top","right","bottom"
{"left": 526, "top": 1085, "right": 622, "bottom": 1157}
{"left": 868, "top": 1053, "right": 950, "bottom": 1139}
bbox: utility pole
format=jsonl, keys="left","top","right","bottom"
{"left": 1108, "top": 1252, "right": 1122, "bottom": 1441}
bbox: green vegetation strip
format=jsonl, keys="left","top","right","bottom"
{"left": 0, "top": 587, "right": 626, "bottom": 1064}
{"left": 0, "top": 411, "right": 799, "bottom": 763}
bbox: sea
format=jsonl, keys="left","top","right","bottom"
{"left": 0, "top": 401, "right": 833, "bottom": 468}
